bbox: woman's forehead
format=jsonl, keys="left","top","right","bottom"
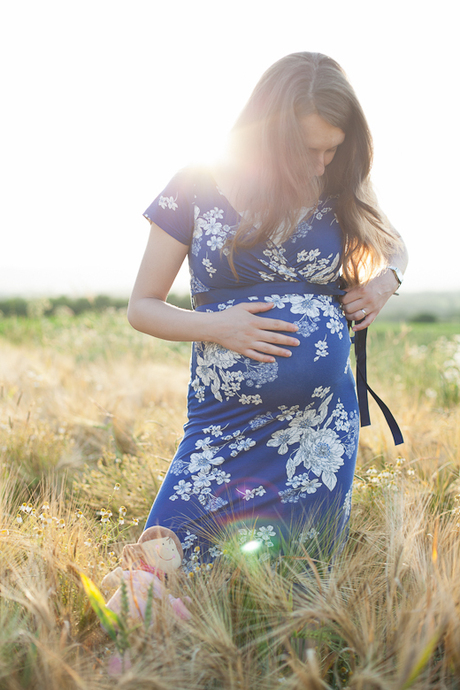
{"left": 300, "top": 112, "right": 345, "bottom": 150}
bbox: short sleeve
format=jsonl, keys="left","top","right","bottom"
{"left": 143, "top": 168, "right": 195, "bottom": 246}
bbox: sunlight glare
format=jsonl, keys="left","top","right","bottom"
{"left": 187, "top": 125, "right": 232, "bottom": 168}
{"left": 241, "top": 540, "right": 263, "bottom": 554}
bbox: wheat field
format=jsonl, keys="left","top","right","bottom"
{"left": 1, "top": 309, "right": 460, "bottom": 689}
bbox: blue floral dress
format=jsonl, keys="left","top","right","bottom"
{"left": 142, "top": 168, "right": 359, "bottom": 572}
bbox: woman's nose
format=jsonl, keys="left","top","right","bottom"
{"left": 313, "top": 154, "right": 326, "bottom": 177}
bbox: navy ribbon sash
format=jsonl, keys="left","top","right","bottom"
{"left": 353, "top": 327, "right": 404, "bottom": 444}
{"left": 193, "top": 280, "right": 404, "bottom": 446}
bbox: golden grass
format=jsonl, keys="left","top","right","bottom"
{"left": 1, "top": 313, "right": 460, "bottom": 689}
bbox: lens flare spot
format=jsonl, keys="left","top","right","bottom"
{"left": 241, "top": 540, "right": 263, "bottom": 554}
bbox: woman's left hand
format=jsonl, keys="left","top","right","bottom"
{"left": 339, "top": 270, "right": 399, "bottom": 331}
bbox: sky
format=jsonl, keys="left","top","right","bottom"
{"left": 1, "top": 0, "right": 458, "bottom": 297}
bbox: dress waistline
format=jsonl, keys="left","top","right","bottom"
{"left": 193, "top": 281, "right": 404, "bottom": 447}
{"left": 192, "top": 280, "right": 345, "bottom": 309}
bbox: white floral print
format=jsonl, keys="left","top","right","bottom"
{"left": 342, "top": 487, "right": 353, "bottom": 520}
{"left": 193, "top": 341, "right": 279, "bottom": 404}
{"left": 158, "top": 194, "right": 178, "bottom": 210}
{"left": 192, "top": 205, "right": 236, "bottom": 258}
{"left": 266, "top": 393, "right": 355, "bottom": 502}
{"left": 167, "top": 425, "right": 257, "bottom": 509}
{"left": 143, "top": 172, "right": 358, "bottom": 569}
{"left": 237, "top": 485, "right": 267, "bottom": 501}
{"left": 314, "top": 338, "right": 328, "bottom": 361}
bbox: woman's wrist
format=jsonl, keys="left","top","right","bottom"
{"left": 387, "top": 265, "right": 404, "bottom": 289}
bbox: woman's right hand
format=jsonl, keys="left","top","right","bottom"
{"left": 128, "top": 224, "right": 299, "bottom": 362}
{"left": 210, "top": 301, "right": 300, "bottom": 363}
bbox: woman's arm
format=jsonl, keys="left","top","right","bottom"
{"left": 127, "top": 222, "right": 300, "bottom": 362}
{"left": 340, "top": 238, "right": 409, "bottom": 331}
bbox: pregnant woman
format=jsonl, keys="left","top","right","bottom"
{"left": 128, "top": 52, "right": 408, "bottom": 572}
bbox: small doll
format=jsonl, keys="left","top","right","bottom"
{"left": 102, "top": 525, "right": 191, "bottom": 622}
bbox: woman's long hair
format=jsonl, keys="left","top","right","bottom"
{"left": 227, "top": 52, "right": 401, "bottom": 285}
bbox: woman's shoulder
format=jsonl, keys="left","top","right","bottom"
{"left": 144, "top": 166, "right": 215, "bottom": 218}
{"left": 169, "top": 165, "right": 216, "bottom": 195}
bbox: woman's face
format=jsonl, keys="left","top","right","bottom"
{"left": 300, "top": 112, "right": 345, "bottom": 178}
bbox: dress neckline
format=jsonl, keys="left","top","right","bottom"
{"left": 200, "top": 166, "right": 330, "bottom": 238}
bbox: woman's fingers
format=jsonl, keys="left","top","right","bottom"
{"left": 342, "top": 301, "right": 378, "bottom": 329}
{"left": 340, "top": 271, "right": 400, "bottom": 328}
{"left": 243, "top": 349, "right": 288, "bottom": 363}
{"left": 351, "top": 314, "right": 373, "bottom": 331}
{"left": 340, "top": 299, "right": 374, "bottom": 330}
{"left": 241, "top": 302, "right": 300, "bottom": 352}
{"left": 213, "top": 301, "right": 301, "bottom": 360}
{"left": 340, "top": 293, "right": 372, "bottom": 321}
{"left": 242, "top": 301, "right": 300, "bottom": 331}
{"left": 241, "top": 335, "right": 300, "bottom": 362}
{"left": 348, "top": 305, "right": 371, "bottom": 321}
{"left": 253, "top": 338, "right": 299, "bottom": 358}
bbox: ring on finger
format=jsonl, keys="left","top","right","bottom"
{"left": 361, "top": 308, "right": 367, "bottom": 316}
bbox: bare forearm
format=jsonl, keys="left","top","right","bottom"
{"left": 127, "top": 296, "right": 301, "bottom": 363}
{"left": 386, "top": 239, "right": 409, "bottom": 280}
{"left": 127, "top": 297, "right": 216, "bottom": 343}
{"left": 129, "top": 223, "right": 298, "bottom": 360}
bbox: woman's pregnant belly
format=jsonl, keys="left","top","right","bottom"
{"left": 188, "top": 295, "right": 353, "bottom": 422}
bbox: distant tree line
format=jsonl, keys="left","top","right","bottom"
{"left": 0, "top": 293, "right": 192, "bottom": 318}
{"left": 0, "top": 294, "right": 454, "bottom": 323}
